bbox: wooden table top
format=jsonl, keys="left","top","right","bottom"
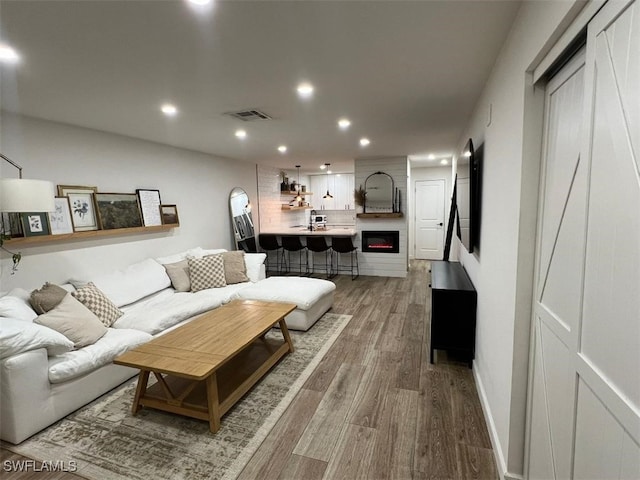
{"left": 114, "top": 299, "right": 296, "bottom": 380}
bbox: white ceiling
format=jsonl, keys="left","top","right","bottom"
{"left": 0, "top": 0, "right": 520, "bottom": 174}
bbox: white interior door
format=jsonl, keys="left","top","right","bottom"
{"left": 526, "top": 1, "right": 640, "bottom": 478}
{"left": 414, "top": 179, "right": 444, "bottom": 260}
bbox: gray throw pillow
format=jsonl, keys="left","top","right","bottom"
{"left": 30, "top": 282, "right": 68, "bottom": 314}
{"left": 164, "top": 259, "right": 191, "bottom": 292}
{"left": 34, "top": 294, "right": 108, "bottom": 349}
{"left": 222, "top": 251, "right": 249, "bottom": 285}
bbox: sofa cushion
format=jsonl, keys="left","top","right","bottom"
{"left": 47, "top": 328, "right": 152, "bottom": 383}
{"left": 0, "top": 317, "right": 74, "bottom": 358}
{"left": 29, "top": 283, "right": 68, "bottom": 314}
{"left": 222, "top": 251, "right": 249, "bottom": 285}
{"left": 164, "top": 259, "right": 191, "bottom": 292}
{"left": 237, "top": 277, "right": 336, "bottom": 310}
{"left": 0, "top": 290, "right": 38, "bottom": 322}
{"left": 72, "top": 283, "right": 123, "bottom": 327}
{"left": 113, "top": 287, "right": 238, "bottom": 335}
{"left": 244, "top": 253, "right": 267, "bottom": 283}
{"left": 71, "top": 258, "right": 171, "bottom": 307}
{"left": 189, "top": 255, "right": 227, "bottom": 292}
{"left": 34, "top": 294, "right": 107, "bottom": 349}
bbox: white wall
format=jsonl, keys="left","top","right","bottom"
{"left": 408, "top": 165, "right": 453, "bottom": 260}
{"left": 0, "top": 113, "right": 257, "bottom": 291}
{"left": 454, "top": 1, "right": 588, "bottom": 478}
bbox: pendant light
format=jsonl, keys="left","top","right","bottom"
{"left": 323, "top": 163, "right": 333, "bottom": 199}
{"left": 295, "top": 165, "right": 302, "bottom": 205}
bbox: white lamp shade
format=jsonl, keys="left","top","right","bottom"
{"left": 0, "top": 178, "right": 56, "bottom": 212}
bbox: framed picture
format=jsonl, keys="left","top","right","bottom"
{"left": 48, "top": 197, "right": 74, "bottom": 235}
{"left": 57, "top": 185, "right": 99, "bottom": 232}
{"left": 21, "top": 212, "right": 51, "bottom": 237}
{"left": 160, "top": 204, "right": 180, "bottom": 225}
{"left": 95, "top": 193, "right": 143, "bottom": 230}
{"left": 1, "top": 213, "right": 24, "bottom": 238}
{"left": 136, "top": 189, "right": 162, "bottom": 226}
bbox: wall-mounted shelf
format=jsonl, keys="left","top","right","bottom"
{"left": 280, "top": 191, "right": 313, "bottom": 195}
{"left": 281, "top": 205, "right": 314, "bottom": 211}
{"left": 356, "top": 212, "right": 403, "bottom": 218}
{"left": 3, "top": 223, "right": 180, "bottom": 247}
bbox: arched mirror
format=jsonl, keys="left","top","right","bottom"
{"left": 364, "top": 172, "right": 394, "bottom": 213}
{"left": 229, "top": 187, "right": 256, "bottom": 252}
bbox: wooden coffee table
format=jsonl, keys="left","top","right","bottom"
{"left": 114, "top": 299, "right": 296, "bottom": 432}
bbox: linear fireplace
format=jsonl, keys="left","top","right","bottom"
{"left": 361, "top": 230, "right": 400, "bottom": 253}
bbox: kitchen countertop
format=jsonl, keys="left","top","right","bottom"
{"left": 260, "top": 226, "right": 356, "bottom": 236}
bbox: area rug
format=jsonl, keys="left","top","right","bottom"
{"left": 7, "top": 312, "right": 352, "bottom": 480}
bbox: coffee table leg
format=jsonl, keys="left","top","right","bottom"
{"left": 132, "top": 370, "right": 150, "bottom": 415}
{"left": 206, "top": 373, "right": 221, "bottom": 433}
{"left": 278, "top": 319, "right": 295, "bottom": 353}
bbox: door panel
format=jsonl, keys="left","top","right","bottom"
{"left": 415, "top": 179, "right": 444, "bottom": 259}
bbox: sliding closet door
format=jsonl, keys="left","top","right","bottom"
{"left": 527, "top": 0, "right": 640, "bottom": 478}
{"left": 573, "top": 0, "right": 640, "bottom": 476}
{"left": 527, "top": 49, "right": 586, "bottom": 480}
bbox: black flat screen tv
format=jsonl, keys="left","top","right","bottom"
{"left": 456, "top": 138, "right": 482, "bottom": 253}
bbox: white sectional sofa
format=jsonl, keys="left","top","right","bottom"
{"left": 0, "top": 247, "right": 335, "bottom": 444}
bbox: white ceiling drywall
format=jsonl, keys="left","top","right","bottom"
{"left": 0, "top": 0, "right": 520, "bottom": 174}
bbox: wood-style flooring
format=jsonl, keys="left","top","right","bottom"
{"left": 0, "top": 260, "right": 497, "bottom": 480}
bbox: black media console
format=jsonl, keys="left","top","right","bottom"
{"left": 429, "top": 261, "right": 477, "bottom": 368}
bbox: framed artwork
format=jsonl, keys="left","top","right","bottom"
{"left": 48, "top": 197, "right": 74, "bottom": 235}
{"left": 21, "top": 212, "right": 51, "bottom": 237}
{"left": 95, "top": 193, "right": 143, "bottom": 230}
{"left": 1, "top": 213, "right": 24, "bottom": 238}
{"left": 160, "top": 204, "right": 180, "bottom": 225}
{"left": 136, "top": 189, "right": 162, "bottom": 226}
{"left": 57, "top": 185, "right": 99, "bottom": 232}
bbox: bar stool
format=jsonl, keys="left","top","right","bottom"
{"left": 281, "top": 236, "right": 308, "bottom": 275}
{"left": 306, "top": 236, "right": 333, "bottom": 278}
{"left": 331, "top": 236, "right": 359, "bottom": 280}
{"left": 258, "top": 234, "right": 283, "bottom": 275}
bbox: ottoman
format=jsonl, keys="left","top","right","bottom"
{"left": 237, "top": 277, "right": 336, "bottom": 331}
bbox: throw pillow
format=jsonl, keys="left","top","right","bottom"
{"left": 188, "top": 254, "right": 227, "bottom": 292}
{"left": 222, "top": 251, "right": 249, "bottom": 284}
{"left": 30, "top": 282, "right": 68, "bottom": 314}
{"left": 34, "top": 294, "right": 108, "bottom": 349}
{"left": 164, "top": 259, "right": 191, "bottom": 292}
{"left": 0, "top": 317, "right": 74, "bottom": 358}
{"left": 0, "top": 291, "right": 38, "bottom": 322}
{"left": 244, "top": 253, "right": 267, "bottom": 283}
{"left": 72, "top": 282, "right": 123, "bottom": 327}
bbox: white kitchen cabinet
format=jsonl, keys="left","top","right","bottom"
{"left": 309, "top": 173, "right": 354, "bottom": 210}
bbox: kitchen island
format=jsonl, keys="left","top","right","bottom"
{"left": 260, "top": 226, "right": 356, "bottom": 237}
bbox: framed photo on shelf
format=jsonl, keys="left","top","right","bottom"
{"left": 160, "top": 204, "right": 179, "bottom": 225}
{"left": 136, "top": 189, "right": 162, "bottom": 226}
{"left": 1, "top": 212, "right": 24, "bottom": 238}
{"left": 48, "top": 197, "right": 74, "bottom": 235}
{"left": 95, "top": 193, "right": 143, "bottom": 230}
{"left": 21, "top": 212, "right": 51, "bottom": 237}
{"left": 57, "top": 185, "right": 99, "bottom": 232}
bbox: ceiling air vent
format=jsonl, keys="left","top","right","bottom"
{"left": 225, "top": 109, "right": 272, "bottom": 121}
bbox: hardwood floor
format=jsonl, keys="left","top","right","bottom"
{"left": 1, "top": 260, "right": 497, "bottom": 479}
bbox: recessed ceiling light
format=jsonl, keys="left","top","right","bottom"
{"left": 235, "top": 129, "right": 247, "bottom": 139}
{"left": 278, "top": 145, "right": 287, "bottom": 153}
{"left": 359, "top": 138, "right": 370, "bottom": 147}
{"left": 427, "top": 154, "right": 435, "bottom": 160}
{"left": 338, "top": 118, "right": 351, "bottom": 130}
{"left": 440, "top": 159, "right": 449, "bottom": 165}
{"left": 160, "top": 103, "right": 178, "bottom": 116}
{"left": 320, "top": 164, "right": 326, "bottom": 170}
{"left": 328, "top": 170, "right": 332, "bottom": 174}
{"left": 0, "top": 44, "right": 19, "bottom": 63}
{"left": 297, "top": 82, "right": 314, "bottom": 99}
{"left": 187, "top": 0, "right": 212, "bottom": 5}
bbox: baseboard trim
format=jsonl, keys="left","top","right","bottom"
{"left": 472, "top": 362, "right": 524, "bottom": 480}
